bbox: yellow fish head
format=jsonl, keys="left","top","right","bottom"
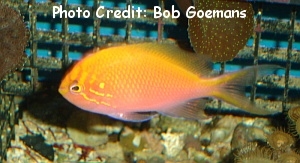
{"left": 58, "top": 68, "right": 89, "bottom": 108}
{"left": 59, "top": 60, "right": 85, "bottom": 96}
{"left": 59, "top": 75, "right": 85, "bottom": 99}
{"left": 59, "top": 63, "right": 108, "bottom": 114}
{"left": 59, "top": 79, "right": 84, "bottom": 96}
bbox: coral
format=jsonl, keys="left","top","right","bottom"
{"left": 277, "top": 151, "right": 300, "bottom": 163}
{"left": 119, "top": 127, "right": 163, "bottom": 154}
{"left": 95, "top": 142, "right": 125, "bottom": 162}
{"left": 140, "top": 130, "right": 164, "bottom": 154}
{"left": 134, "top": 151, "right": 165, "bottom": 163}
{"left": 66, "top": 110, "right": 123, "bottom": 147}
{"left": 296, "top": 119, "right": 300, "bottom": 136}
{"left": 119, "top": 127, "right": 147, "bottom": 152}
{"left": 209, "top": 115, "right": 240, "bottom": 143}
{"left": 287, "top": 107, "right": 300, "bottom": 137}
{"left": 232, "top": 123, "right": 270, "bottom": 150}
{"left": 235, "top": 128, "right": 298, "bottom": 163}
{"left": 188, "top": 0, "right": 254, "bottom": 62}
{"left": 266, "top": 129, "right": 294, "bottom": 151}
{"left": 235, "top": 144, "right": 276, "bottom": 163}
{"left": 8, "top": 139, "right": 52, "bottom": 163}
{"left": 235, "top": 142, "right": 258, "bottom": 157}
{"left": 157, "top": 115, "right": 205, "bottom": 136}
{"left": 0, "top": 3, "right": 28, "bottom": 80}
{"left": 184, "top": 135, "right": 202, "bottom": 151}
{"left": 161, "top": 129, "right": 186, "bottom": 158}
{"left": 288, "top": 106, "right": 300, "bottom": 123}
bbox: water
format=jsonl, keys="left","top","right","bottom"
{"left": 1, "top": 0, "right": 300, "bottom": 162}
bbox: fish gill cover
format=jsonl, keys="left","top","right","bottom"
{"left": 0, "top": 3, "right": 28, "bottom": 80}
{"left": 188, "top": 0, "right": 254, "bottom": 62}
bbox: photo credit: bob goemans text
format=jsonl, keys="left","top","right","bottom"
{"left": 52, "top": 5, "right": 247, "bottom": 19}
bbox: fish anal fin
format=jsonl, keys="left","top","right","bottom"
{"left": 108, "top": 112, "right": 157, "bottom": 122}
{"left": 159, "top": 99, "right": 210, "bottom": 120}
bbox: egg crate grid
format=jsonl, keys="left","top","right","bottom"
{"left": 0, "top": 0, "right": 300, "bottom": 161}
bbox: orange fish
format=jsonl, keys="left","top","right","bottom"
{"left": 59, "top": 42, "right": 279, "bottom": 122}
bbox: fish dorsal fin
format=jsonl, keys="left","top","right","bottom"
{"left": 122, "top": 42, "right": 213, "bottom": 77}
{"left": 88, "top": 42, "right": 129, "bottom": 55}
{"left": 159, "top": 98, "right": 210, "bottom": 120}
{"left": 145, "top": 42, "right": 213, "bottom": 77}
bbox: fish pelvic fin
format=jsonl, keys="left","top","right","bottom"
{"left": 108, "top": 112, "right": 157, "bottom": 122}
{"left": 211, "top": 65, "right": 282, "bottom": 115}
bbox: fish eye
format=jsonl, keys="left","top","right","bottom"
{"left": 70, "top": 83, "right": 83, "bottom": 93}
{"left": 71, "top": 85, "right": 80, "bottom": 92}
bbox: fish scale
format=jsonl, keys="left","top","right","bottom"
{"left": 101, "top": 59, "right": 195, "bottom": 109}
{"left": 59, "top": 42, "right": 281, "bottom": 122}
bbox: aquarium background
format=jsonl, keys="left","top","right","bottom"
{"left": 1, "top": 0, "right": 300, "bottom": 162}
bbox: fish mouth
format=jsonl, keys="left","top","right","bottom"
{"left": 58, "top": 87, "right": 68, "bottom": 96}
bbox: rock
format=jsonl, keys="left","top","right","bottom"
{"left": 66, "top": 110, "right": 116, "bottom": 147}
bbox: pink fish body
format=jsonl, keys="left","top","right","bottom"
{"left": 59, "top": 42, "right": 279, "bottom": 121}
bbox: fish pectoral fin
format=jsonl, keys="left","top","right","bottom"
{"left": 108, "top": 112, "right": 157, "bottom": 122}
{"left": 159, "top": 98, "right": 210, "bottom": 120}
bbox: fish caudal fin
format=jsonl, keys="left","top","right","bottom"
{"left": 212, "top": 65, "right": 281, "bottom": 115}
